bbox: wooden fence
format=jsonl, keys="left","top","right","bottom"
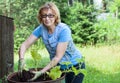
{"left": 0, "top": 15, "right": 14, "bottom": 81}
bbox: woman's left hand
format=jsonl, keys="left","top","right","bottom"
{"left": 28, "top": 71, "right": 42, "bottom": 81}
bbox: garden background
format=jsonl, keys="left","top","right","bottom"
{"left": 0, "top": 0, "right": 120, "bottom": 83}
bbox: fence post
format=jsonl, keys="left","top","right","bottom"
{"left": 0, "top": 15, "right": 14, "bottom": 82}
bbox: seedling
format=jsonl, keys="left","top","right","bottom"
{"left": 60, "top": 61, "right": 72, "bottom": 73}
{"left": 46, "top": 66, "right": 62, "bottom": 80}
{"left": 30, "top": 48, "right": 86, "bottom": 80}
{"left": 30, "top": 49, "right": 63, "bottom": 80}
{"left": 74, "top": 57, "right": 86, "bottom": 76}
{"left": 61, "top": 57, "right": 86, "bottom": 76}
{"left": 31, "top": 48, "right": 42, "bottom": 71}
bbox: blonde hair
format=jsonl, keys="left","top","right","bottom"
{"left": 37, "top": 2, "right": 61, "bottom": 25}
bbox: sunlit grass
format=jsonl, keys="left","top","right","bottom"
{"left": 14, "top": 44, "right": 120, "bottom": 83}
{"left": 79, "top": 44, "right": 120, "bottom": 83}
{"left": 80, "top": 45, "right": 120, "bottom": 74}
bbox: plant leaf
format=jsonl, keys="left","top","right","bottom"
{"left": 47, "top": 66, "right": 62, "bottom": 80}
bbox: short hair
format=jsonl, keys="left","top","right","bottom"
{"left": 37, "top": 2, "right": 61, "bottom": 25}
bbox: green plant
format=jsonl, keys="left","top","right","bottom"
{"left": 30, "top": 47, "right": 42, "bottom": 71}
{"left": 61, "top": 58, "right": 86, "bottom": 76}
{"left": 30, "top": 48, "right": 86, "bottom": 80}
{"left": 46, "top": 66, "right": 62, "bottom": 80}
{"left": 30, "top": 49, "right": 63, "bottom": 80}
{"left": 61, "top": 61, "right": 72, "bottom": 72}
{"left": 64, "top": 2, "right": 98, "bottom": 45}
{"left": 71, "top": 58, "right": 86, "bottom": 76}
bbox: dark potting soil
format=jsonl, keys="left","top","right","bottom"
{"left": 10, "top": 70, "right": 52, "bottom": 82}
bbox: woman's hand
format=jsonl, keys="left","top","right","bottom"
{"left": 18, "top": 58, "right": 25, "bottom": 77}
{"left": 28, "top": 71, "right": 42, "bottom": 81}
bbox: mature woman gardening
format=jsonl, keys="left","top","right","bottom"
{"left": 18, "top": 2, "right": 85, "bottom": 83}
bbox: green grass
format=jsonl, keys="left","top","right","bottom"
{"left": 14, "top": 44, "right": 120, "bottom": 83}
{"left": 80, "top": 44, "right": 120, "bottom": 83}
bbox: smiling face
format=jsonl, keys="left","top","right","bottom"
{"left": 37, "top": 2, "right": 61, "bottom": 26}
{"left": 41, "top": 9, "right": 56, "bottom": 28}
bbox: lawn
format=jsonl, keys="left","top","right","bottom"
{"left": 14, "top": 44, "right": 120, "bottom": 83}
{"left": 80, "top": 44, "right": 120, "bottom": 83}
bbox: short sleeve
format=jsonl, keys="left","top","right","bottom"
{"left": 58, "top": 26, "right": 71, "bottom": 42}
{"left": 32, "top": 25, "right": 42, "bottom": 38}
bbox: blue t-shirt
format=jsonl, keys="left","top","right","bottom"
{"left": 32, "top": 23, "right": 82, "bottom": 69}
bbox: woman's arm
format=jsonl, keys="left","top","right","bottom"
{"left": 19, "top": 34, "right": 38, "bottom": 59}
{"left": 40, "top": 42, "right": 68, "bottom": 73}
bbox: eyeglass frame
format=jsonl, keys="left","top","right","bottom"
{"left": 41, "top": 14, "right": 55, "bottom": 18}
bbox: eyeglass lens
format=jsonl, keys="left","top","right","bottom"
{"left": 42, "top": 14, "right": 55, "bottom": 18}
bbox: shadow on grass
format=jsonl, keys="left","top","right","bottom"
{"left": 83, "top": 64, "right": 120, "bottom": 83}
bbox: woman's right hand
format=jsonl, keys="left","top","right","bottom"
{"left": 28, "top": 71, "right": 42, "bottom": 81}
{"left": 18, "top": 58, "right": 25, "bottom": 76}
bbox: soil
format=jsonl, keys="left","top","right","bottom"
{"left": 9, "top": 70, "right": 63, "bottom": 82}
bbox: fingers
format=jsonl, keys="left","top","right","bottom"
{"left": 18, "top": 70, "right": 23, "bottom": 79}
{"left": 28, "top": 71, "right": 42, "bottom": 81}
{"left": 18, "top": 59, "right": 25, "bottom": 78}
{"left": 28, "top": 75, "right": 38, "bottom": 81}
{"left": 18, "top": 59, "right": 25, "bottom": 70}
{"left": 28, "top": 73, "right": 38, "bottom": 81}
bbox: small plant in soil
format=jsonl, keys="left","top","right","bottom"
{"left": 16, "top": 49, "right": 64, "bottom": 82}
{"left": 46, "top": 66, "right": 62, "bottom": 80}
{"left": 14, "top": 49, "right": 86, "bottom": 82}
{"left": 61, "top": 57, "right": 86, "bottom": 76}
{"left": 30, "top": 50, "right": 86, "bottom": 81}
{"left": 30, "top": 48, "right": 42, "bottom": 71}
{"left": 72, "top": 57, "right": 86, "bottom": 75}
{"left": 30, "top": 49, "right": 63, "bottom": 81}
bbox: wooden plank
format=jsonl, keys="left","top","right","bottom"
{"left": 0, "top": 15, "right": 2, "bottom": 79}
{"left": 6, "top": 16, "right": 14, "bottom": 74}
{"left": 0, "top": 15, "right": 14, "bottom": 79}
{"left": 1, "top": 15, "right": 7, "bottom": 78}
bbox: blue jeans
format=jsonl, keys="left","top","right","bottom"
{"left": 65, "top": 63, "right": 85, "bottom": 83}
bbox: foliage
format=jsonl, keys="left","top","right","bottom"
{"left": 46, "top": 66, "right": 62, "bottom": 80}
{"left": 61, "top": 58, "right": 86, "bottom": 76}
{"left": 52, "top": 0, "right": 69, "bottom": 23}
{"left": 14, "top": 27, "right": 32, "bottom": 51}
{"left": 61, "top": 61, "right": 72, "bottom": 70}
{"left": 64, "top": 2, "right": 99, "bottom": 45}
{"left": 30, "top": 48, "right": 63, "bottom": 80}
{"left": 30, "top": 46, "right": 86, "bottom": 80}
{"left": 71, "top": 66, "right": 86, "bottom": 76}
{"left": 94, "top": 16, "right": 120, "bottom": 44}
{"left": 72, "top": 58, "right": 86, "bottom": 76}
{"left": 30, "top": 48, "right": 42, "bottom": 70}
{"left": 105, "top": 0, "right": 120, "bottom": 18}
{"left": 1, "top": 0, "right": 120, "bottom": 47}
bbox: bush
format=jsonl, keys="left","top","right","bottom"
{"left": 63, "top": 2, "right": 99, "bottom": 45}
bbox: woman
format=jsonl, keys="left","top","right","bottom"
{"left": 18, "top": 2, "right": 85, "bottom": 83}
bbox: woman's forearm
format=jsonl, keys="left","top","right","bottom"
{"left": 40, "top": 56, "right": 60, "bottom": 73}
{"left": 19, "top": 34, "right": 38, "bottom": 59}
{"left": 19, "top": 43, "right": 27, "bottom": 59}
{"left": 41, "top": 42, "right": 68, "bottom": 73}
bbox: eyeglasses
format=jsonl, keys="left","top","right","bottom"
{"left": 41, "top": 14, "right": 55, "bottom": 18}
